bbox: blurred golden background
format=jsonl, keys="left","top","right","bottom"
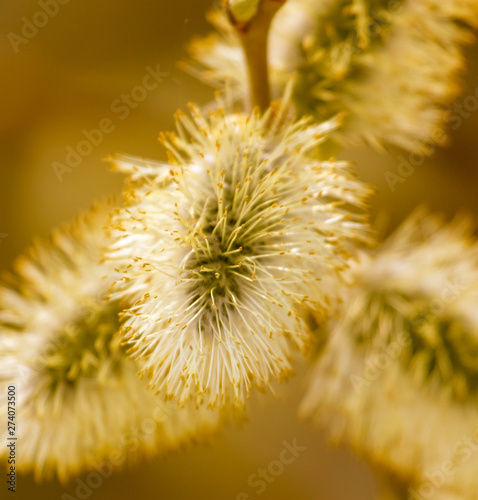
{"left": 1, "top": 1, "right": 478, "bottom": 498}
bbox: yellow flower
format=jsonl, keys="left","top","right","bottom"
{"left": 0, "top": 200, "right": 224, "bottom": 483}
{"left": 107, "top": 99, "right": 371, "bottom": 410}
{"left": 301, "top": 210, "right": 478, "bottom": 499}
{"left": 186, "top": 0, "right": 478, "bottom": 151}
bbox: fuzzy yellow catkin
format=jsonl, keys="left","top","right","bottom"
{"left": 106, "top": 96, "right": 372, "bottom": 410}
{"left": 300, "top": 210, "right": 478, "bottom": 500}
{"left": 0, "top": 200, "right": 225, "bottom": 483}
{"left": 185, "top": 0, "right": 478, "bottom": 151}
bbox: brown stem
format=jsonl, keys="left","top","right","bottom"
{"left": 228, "top": 0, "right": 285, "bottom": 112}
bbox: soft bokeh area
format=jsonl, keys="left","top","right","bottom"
{"left": 1, "top": 1, "right": 478, "bottom": 499}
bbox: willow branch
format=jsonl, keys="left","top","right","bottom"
{"left": 227, "top": 0, "right": 286, "bottom": 112}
